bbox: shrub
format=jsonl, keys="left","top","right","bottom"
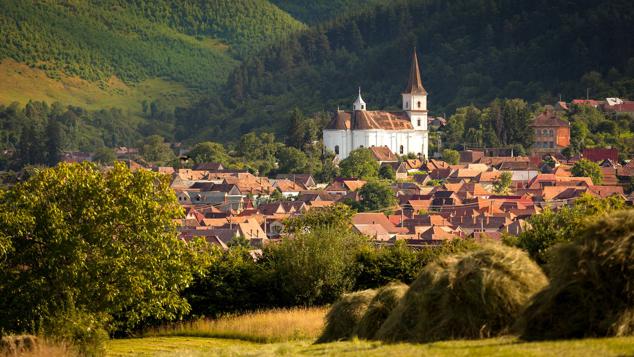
{"left": 377, "top": 243, "right": 547, "bottom": 342}
{"left": 517, "top": 209, "right": 634, "bottom": 340}
{"left": 355, "top": 282, "right": 408, "bottom": 340}
{"left": 317, "top": 289, "right": 377, "bottom": 343}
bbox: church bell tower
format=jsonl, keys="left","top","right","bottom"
{"left": 402, "top": 49, "right": 427, "bottom": 131}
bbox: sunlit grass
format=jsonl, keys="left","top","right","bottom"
{"left": 144, "top": 307, "right": 328, "bottom": 343}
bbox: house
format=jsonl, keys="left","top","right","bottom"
{"left": 275, "top": 174, "right": 317, "bottom": 189}
{"left": 272, "top": 179, "right": 306, "bottom": 198}
{"left": 369, "top": 146, "right": 399, "bottom": 163}
{"left": 325, "top": 179, "right": 366, "bottom": 196}
{"left": 460, "top": 150, "right": 485, "bottom": 163}
{"left": 353, "top": 224, "right": 391, "bottom": 241}
{"left": 380, "top": 162, "right": 409, "bottom": 180}
{"left": 352, "top": 213, "right": 408, "bottom": 235}
{"left": 530, "top": 109, "right": 570, "bottom": 155}
{"left": 582, "top": 148, "right": 619, "bottom": 163}
{"left": 323, "top": 49, "right": 429, "bottom": 160}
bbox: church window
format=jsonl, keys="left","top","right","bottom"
{"left": 417, "top": 119, "right": 421, "bottom": 126}
{"left": 399, "top": 145, "right": 404, "bottom": 154}
{"left": 361, "top": 104, "right": 365, "bottom": 110}
{"left": 417, "top": 101, "right": 421, "bottom": 108}
{"left": 334, "top": 145, "right": 339, "bottom": 155}
{"left": 406, "top": 102, "right": 409, "bottom": 108}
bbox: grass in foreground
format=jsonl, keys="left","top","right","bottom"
{"left": 106, "top": 336, "right": 634, "bottom": 357}
{"left": 143, "top": 307, "right": 328, "bottom": 343}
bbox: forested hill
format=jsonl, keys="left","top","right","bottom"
{"left": 269, "top": 0, "right": 377, "bottom": 24}
{"left": 176, "top": 0, "right": 634, "bottom": 142}
{"left": 0, "top": 0, "right": 304, "bottom": 91}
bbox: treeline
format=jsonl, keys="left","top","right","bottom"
{"left": 0, "top": 0, "right": 303, "bottom": 89}
{"left": 269, "top": 0, "right": 375, "bottom": 24}
{"left": 176, "top": 0, "right": 634, "bottom": 142}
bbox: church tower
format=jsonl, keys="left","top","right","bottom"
{"left": 353, "top": 87, "right": 366, "bottom": 111}
{"left": 402, "top": 49, "right": 427, "bottom": 131}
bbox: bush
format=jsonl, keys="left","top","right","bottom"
{"left": 377, "top": 243, "right": 547, "bottom": 342}
{"left": 317, "top": 289, "right": 377, "bottom": 343}
{"left": 355, "top": 282, "right": 408, "bottom": 340}
{"left": 517, "top": 209, "right": 634, "bottom": 340}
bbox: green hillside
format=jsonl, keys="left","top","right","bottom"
{"left": 270, "top": 0, "right": 377, "bottom": 24}
{"left": 0, "top": 0, "right": 304, "bottom": 96}
{"left": 177, "top": 0, "right": 634, "bottom": 142}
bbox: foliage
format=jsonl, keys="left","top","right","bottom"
{"left": 441, "top": 149, "right": 459, "bottom": 165}
{"left": 377, "top": 243, "right": 548, "bottom": 342}
{"left": 378, "top": 165, "right": 395, "bottom": 180}
{"left": 353, "top": 239, "right": 479, "bottom": 290}
{"left": 571, "top": 158, "right": 603, "bottom": 185}
{"left": 139, "top": 135, "right": 175, "bottom": 165}
{"left": 339, "top": 148, "right": 379, "bottom": 179}
{"left": 518, "top": 209, "right": 634, "bottom": 340}
{"left": 284, "top": 203, "right": 355, "bottom": 233}
{"left": 513, "top": 194, "right": 625, "bottom": 265}
{"left": 493, "top": 171, "right": 513, "bottom": 194}
{"left": 92, "top": 147, "right": 116, "bottom": 165}
{"left": 187, "top": 141, "right": 231, "bottom": 166}
{"left": 357, "top": 179, "right": 396, "bottom": 212}
{"left": 270, "top": 0, "right": 376, "bottom": 24}
{"left": 0, "top": 162, "right": 207, "bottom": 340}
{"left": 317, "top": 289, "right": 377, "bottom": 343}
{"left": 276, "top": 146, "right": 309, "bottom": 174}
{"left": 262, "top": 227, "right": 369, "bottom": 306}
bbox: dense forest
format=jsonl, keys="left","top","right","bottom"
{"left": 270, "top": 0, "right": 376, "bottom": 24}
{"left": 176, "top": 0, "right": 634, "bottom": 142}
{"left": 0, "top": 1, "right": 304, "bottom": 89}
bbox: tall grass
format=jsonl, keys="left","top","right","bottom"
{"left": 144, "top": 307, "right": 328, "bottom": 343}
{"left": 0, "top": 336, "right": 77, "bottom": 357}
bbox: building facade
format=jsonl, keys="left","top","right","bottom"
{"left": 323, "top": 50, "right": 429, "bottom": 160}
{"left": 530, "top": 109, "right": 570, "bottom": 156}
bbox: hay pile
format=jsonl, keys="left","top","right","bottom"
{"left": 317, "top": 289, "right": 377, "bottom": 343}
{"left": 355, "top": 282, "right": 408, "bottom": 340}
{"left": 377, "top": 243, "right": 547, "bottom": 342}
{"left": 518, "top": 209, "right": 634, "bottom": 340}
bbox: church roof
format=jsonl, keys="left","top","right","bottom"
{"left": 403, "top": 49, "right": 427, "bottom": 95}
{"left": 325, "top": 110, "right": 414, "bottom": 130}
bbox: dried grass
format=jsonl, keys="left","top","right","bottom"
{"left": 0, "top": 336, "right": 76, "bottom": 357}
{"left": 355, "top": 282, "right": 408, "bottom": 340}
{"left": 377, "top": 243, "right": 547, "bottom": 342}
{"left": 518, "top": 209, "right": 634, "bottom": 340}
{"left": 317, "top": 289, "right": 377, "bottom": 343}
{"left": 145, "top": 307, "right": 328, "bottom": 343}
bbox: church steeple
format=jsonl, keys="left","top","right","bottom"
{"left": 353, "top": 87, "right": 366, "bottom": 111}
{"left": 403, "top": 48, "right": 426, "bottom": 95}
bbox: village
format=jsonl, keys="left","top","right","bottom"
{"left": 75, "top": 95, "right": 628, "bottom": 252}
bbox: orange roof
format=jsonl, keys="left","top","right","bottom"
{"left": 369, "top": 146, "right": 398, "bottom": 162}
{"left": 326, "top": 111, "right": 414, "bottom": 131}
{"left": 343, "top": 180, "right": 367, "bottom": 191}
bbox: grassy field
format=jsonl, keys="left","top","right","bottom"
{"left": 0, "top": 59, "right": 195, "bottom": 114}
{"left": 106, "top": 336, "right": 634, "bottom": 357}
{"left": 144, "top": 307, "right": 328, "bottom": 343}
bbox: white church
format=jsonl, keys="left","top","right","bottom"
{"left": 323, "top": 49, "right": 429, "bottom": 160}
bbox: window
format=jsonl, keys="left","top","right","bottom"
{"left": 405, "top": 102, "right": 409, "bottom": 108}
{"left": 549, "top": 142, "right": 554, "bottom": 148}
{"left": 542, "top": 129, "right": 548, "bottom": 135}
{"left": 334, "top": 145, "right": 339, "bottom": 155}
{"left": 361, "top": 104, "right": 365, "bottom": 110}
{"left": 399, "top": 145, "right": 404, "bottom": 154}
{"left": 417, "top": 101, "right": 421, "bottom": 108}
{"left": 417, "top": 119, "right": 421, "bottom": 126}
{"left": 549, "top": 129, "right": 554, "bottom": 136}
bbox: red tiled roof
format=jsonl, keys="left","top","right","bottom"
{"left": 531, "top": 110, "right": 569, "bottom": 127}
{"left": 326, "top": 110, "right": 414, "bottom": 130}
{"left": 369, "top": 146, "right": 398, "bottom": 162}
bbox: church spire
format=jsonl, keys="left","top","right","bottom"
{"left": 403, "top": 48, "right": 426, "bottom": 95}
{"left": 353, "top": 87, "right": 366, "bottom": 111}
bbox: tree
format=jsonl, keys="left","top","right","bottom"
{"left": 571, "top": 158, "right": 603, "bottom": 184}
{"left": 379, "top": 165, "right": 396, "bottom": 180}
{"left": 188, "top": 141, "right": 230, "bottom": 165}
{"left": 286, "top": 108, "right": 306, "bottom": 149}
{"left": 0, "top": 162, "right": 207, "bottom": 338}
{"left": 493, "top": 171, "right": 513, "bottom": 194}
{"left": 513, "top": 194, "right": 625, "bottom": 265}
{"left": 358, "top": 180, "right": 397, "bottom": 212}
{"left": 284, "top": 204, "right": 355, "bottom": 233}
{"left": 339, "top": 148, "right": 379, "bottom": 179}
{"left": 92, "top": 147, "right": 116, "bottom": 165}
{"left": 139, "top": 135, "right": 175, "bottom": 165}
{"left": 46, "top": 118, "right": 63, "bottom": 166}
{"left": 442, "top": 149, "right": 460, "bottom": 165}
{"left": 276, "top": 146, "right": 309, "bottom": 174}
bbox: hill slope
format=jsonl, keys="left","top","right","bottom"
{"left": 0, "top": 0, "right": 305, "bottom": 108}
{"left": 176, "top": 0, "right": 634, "bottom": 142}
{"left": 270, "top": 0, "right": 376, "bottom": 24}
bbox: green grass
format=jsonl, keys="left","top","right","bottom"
{"left": 106, "top": 336, "right": 634, "bottom": 357}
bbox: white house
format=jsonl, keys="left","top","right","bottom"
{"left": 323, "top": 49, "right": 429, "bottom": 160}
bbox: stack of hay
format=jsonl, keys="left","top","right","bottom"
{"left": 377, "top": 243, "right": 547, "bottom": 342}
{"left": 518, "top": 209, "right": 634, "bottom": 339}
